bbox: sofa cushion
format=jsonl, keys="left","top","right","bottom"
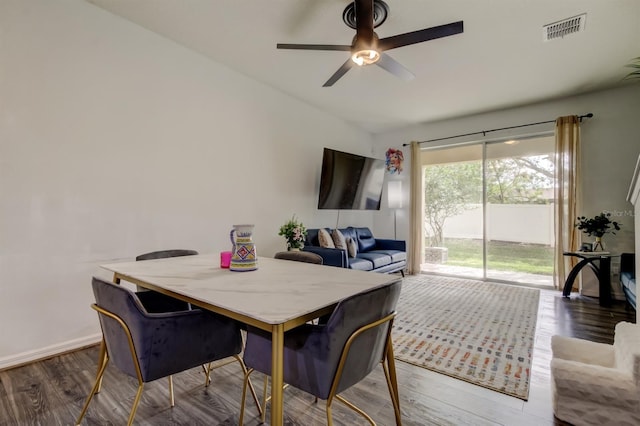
{"left": 331, "top": 229, "right": 347, "bottom": 250}
{"left": 355, "top": 227, "right": 377, "bottom": 252}
{"left": 306, "top": 229, "right": 320, "bottom": 246}
{"left": 621, "top": 272, "right": 636, "bottom": 310}
{"left": 368, "top": 249, "right": 406, "bottom": 263}
{"left": 621, "top": 272, "right": 635, "bottom": 291}
{"left": 348, "top": 257, "right": 373, "bottom": 271}
{"left": 346, "top": 237, "right": 358, "bottom": 258}
{"left": 339, "top": 227, "right": 358, "bottom": 245}
{"left": 356, "top": 252, "right": 392, "bottom": 269}
{"left": 318, "top": 228, "right": 335, "bottom": 248}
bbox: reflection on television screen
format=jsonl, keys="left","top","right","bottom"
{"left": 318, "top": 148, "right": 385, "bottom": 210}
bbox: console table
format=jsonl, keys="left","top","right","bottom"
{"left": 562, "top": 251, "right": 617, "bottom": 306}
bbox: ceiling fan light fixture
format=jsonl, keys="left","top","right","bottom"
{"left": 352, "top": 49, "right": 380, "bottom": 66}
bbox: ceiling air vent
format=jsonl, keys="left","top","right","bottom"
{"left": 543, "top": 13, "right": 586, "bottom": 41}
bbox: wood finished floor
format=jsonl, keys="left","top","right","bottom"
{"left": 0, "top": 287, "right": 635, "bottom": 426}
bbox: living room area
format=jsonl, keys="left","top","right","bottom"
{"left": 2, "top": 1, "right": 640, "bottom": 425}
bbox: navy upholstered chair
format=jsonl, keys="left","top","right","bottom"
{"left": 134, "top": 249, "right": 199, "bottom": 293}
{"left": 135, "top": 249, "right": 199, "bottom": 261}
{"left": 274, "top": 250, "right": 323, "bottom": 264}
{"left": 76, "top": 277, "right": 260, "bottom": 426}
{"left": 238, "top": 280, "right": 403, "bottom": 425}
{"left": 274, "top": 250, "right": 327, "bottom": 324}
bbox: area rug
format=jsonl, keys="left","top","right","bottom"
{"left": 392, "top": 275, "right": 540, "bottom": 400}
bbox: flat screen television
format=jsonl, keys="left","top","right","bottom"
{"left": 317, "top": 148, "right": 386, "bottom": 210}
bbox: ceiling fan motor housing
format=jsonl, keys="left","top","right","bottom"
{"left": 343, "top": 0, "right": 389, "bottom": 29}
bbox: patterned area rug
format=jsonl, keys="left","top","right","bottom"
{"left": 392, "top": 275, "right": 540, "bottom": 400}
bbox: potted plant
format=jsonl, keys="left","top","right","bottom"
{"left": 278, "top": 215, "right": 307, "bottom": 251}
{"left": 575, "top": 212, "right": 621, "bottom": 251}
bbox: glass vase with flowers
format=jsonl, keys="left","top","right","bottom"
{"left": 575, "top": 212, "right": 621, "bottom": 251}
{"left": 278, "top": 215, "right": 307, "bottom": 251}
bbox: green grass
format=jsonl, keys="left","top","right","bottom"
{"left": 438, "top": 238, "right": 554, "bottom": 275}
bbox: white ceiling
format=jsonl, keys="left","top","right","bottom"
{"left": 85, "top": 0, "right": 640, "bottom": 133}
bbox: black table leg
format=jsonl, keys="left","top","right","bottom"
{"left": 598, "top": 257, "right": 612, "bottom": 307}
{"left": 563, "top": 257, "right": 599, "bottom": 297}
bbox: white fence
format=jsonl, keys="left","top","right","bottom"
{"left": 438, "top": 203, "right": 554, "bottom": 245}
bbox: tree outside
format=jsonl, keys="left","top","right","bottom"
{"left": 423, "top": 152, "right": 555, "bottom": 277}
{"left": 424, "top": 161, "right": 481, "bottom": 247}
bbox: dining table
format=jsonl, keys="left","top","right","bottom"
{"left": 99, "top": 254, "right": 402, "bottom": 425}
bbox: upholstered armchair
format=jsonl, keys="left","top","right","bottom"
{"left": 76, "top": 277, "right": 260, "bottom": 425}
{"left": 551, "top": 321, "right": 640, "bottom": 425}
{"left": 274, "top": 250, "right": 323, "bottom": 264}
{"left": 135, "top": 248, "right": 199, "bottom": 261}
{"left": 238, "top": 280, "right": 403, "bottom": 425}
{"left": 134, "top": 249, "right": 199, "bottom": 293}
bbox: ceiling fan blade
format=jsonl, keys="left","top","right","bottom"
{"left": 378, "top": 21, "right": 464, "bottom": 51}
{"left": 376, "top": 53, "right": 415, "bottom": 81}
{"left": 323, "top": 59, "right": 354, "bottom": 87}
{"left": 277, "top": 43, "right": 351, "bottom": 51}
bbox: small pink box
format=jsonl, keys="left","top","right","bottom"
{"left": 220, "top": 251, "right": 232, "bottom": 268}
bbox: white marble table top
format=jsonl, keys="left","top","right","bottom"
{"left": 100, "top": 255, "right": 400, "bottom": 327}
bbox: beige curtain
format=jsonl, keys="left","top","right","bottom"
{"left": 554, "top": 116, "right": 581, "bottom": 289}
{"left": 408, "top": 141, "right": 424, "bottom": 275}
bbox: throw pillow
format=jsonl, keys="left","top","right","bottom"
{"left": 331, "top": 229, "right": 347, "bottom": 250}
{"left": 318, "top": 228, "right": 335, "bottom": 248}
{"left": 346, "top": 237, "right": 358, "bottom": 258}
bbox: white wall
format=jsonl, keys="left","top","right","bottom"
{"left": 0, "top": 0, "right": 376, "bottom": 367}
{"left": 444, "top": 204, "right": 555, "bottom": 245}
{"left": 373, "top": 84, "right": 640, "bottom": 255}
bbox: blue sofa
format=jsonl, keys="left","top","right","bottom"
{"left": 303, "top": 227, "right": 406, "bottom": 276}
{"left": 620, "top": 253, "right": 636, "bottom": 310}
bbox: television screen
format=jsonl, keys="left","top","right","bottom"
{"left": 317, "top": 148, "right": 385, "bottom": 210}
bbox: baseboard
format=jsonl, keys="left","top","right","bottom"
{"left": 0, "top": 334, "right": 102, "bottom": 372}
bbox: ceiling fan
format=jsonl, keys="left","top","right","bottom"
{"left": 276, "top": 0, "right": 464, "bottom": 87}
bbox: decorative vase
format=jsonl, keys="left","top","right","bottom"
{"left": 593, "top": 236, "right": 604, "bottom": 251}
{"left": 229, "top": 224, "right": 257, "bottom": 271}
{"left": 287, "top": 241, "right": 302, "bottom": 251}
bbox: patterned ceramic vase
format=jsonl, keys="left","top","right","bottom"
{"left": 230, "top": 224, "right": 258, "bottom": 271}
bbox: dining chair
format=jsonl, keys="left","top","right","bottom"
{"left": 134, "top": 249, "right": 198, "bottom": 292}
{"left": 238, "top": 280, "right": 403, "bottom": 426}
{"left": 274, "top": 250, "right": 327, "bottom": 325}
{"left": 76, "top": 277, "right": 261, "bottom": 426}
{"left": 274, "top": 250, "right": 323, "bottom": 264}
{"left": 135, "top": 249, "right": 199, "bottom": 261}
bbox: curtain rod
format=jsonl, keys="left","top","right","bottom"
{"left": 402, "top": 113, "right": 594, "bottom": 146}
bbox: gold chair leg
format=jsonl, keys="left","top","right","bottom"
{"left": 76, "top": 355, "right": 110, "bottom": 425}
{"left": 233, "top": 355, "right": 262, "bottom": 416}
{"left": 168, "top": 375, "right": 175, "bottom": 407}
{"left": 95, "top": 339, "right": 107, "bottom": 394}
{"left": 203, "top": 363, "right": 212, "bottom": 386}
{"left": 239, "top": 368, "right": 255, "bottom": 426}
{"left": 385, "top": 342, "right": 402, "bottom": 425}
{"left": 334, "top": 395, "right": 376, "bottom": 425}
{"left": 261, "top": 375, "right": 269, "bottom": 423}
{"left": 326, "top": 396, "right": 334, "bottom": 426}
{"left": 241, "top": 370, "right": 295, "bottom": 425}
{"left": 127, "top": 382, "right": 145, "bottom": 426}
{"left": 203, "top": 357, "right": 239, "bottom": 387}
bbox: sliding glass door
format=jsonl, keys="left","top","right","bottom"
{"left": 421, "top": 136, "right": 554, "bottom": 286}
